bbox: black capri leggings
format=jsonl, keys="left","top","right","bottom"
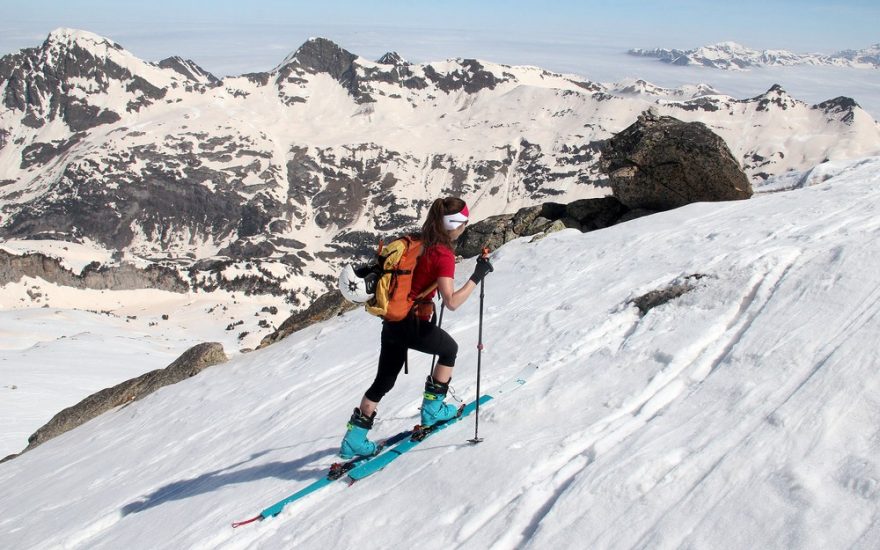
{"left": 364, "top": 319, "right": 458, "bottom": 403}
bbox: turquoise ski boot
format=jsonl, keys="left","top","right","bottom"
{"left": 421, "top": 376, "right": 460, "bottom": 427}
{"left": 340, "top": 408, "right": 378, "bottom": 459}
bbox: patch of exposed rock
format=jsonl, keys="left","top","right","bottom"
{"left": 2, "top": 343, "right": 227, "bottom": 462}
{"left": 257, "top": 290, "right": 358, "bottom": 349}
{"left": 457, "top": 197, "right": 630, "bottom": 258}
{"left": 631, "top": 274, "right": 708, "bottom": 316}
{"left": 0, "top": 249, "right": 188, "bottom": 292}
{"left": 601, "top": 110, "right": 752, "bottom": 211}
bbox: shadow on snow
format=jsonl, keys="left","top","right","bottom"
{"left": 121, "top": 446, "right": 338, "bottom": 516}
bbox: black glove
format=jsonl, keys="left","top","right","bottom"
{"left": 469, "top": 257, "right": 494, "bottom": 284}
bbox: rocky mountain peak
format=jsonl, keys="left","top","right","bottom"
{"left": 831, "top": 43, "right": 880, "bottom": 67}
{"left": 157, "top": 56, "right": 220, "bottom": 85}
{"left": 0, "top": 29, "right": 180, "bottom": 131}
{"left": 275, "top": 37, "right": 361, "bottom": 98}
{"left": 704, "top": 41, "right": 749, "bottom": 53}
{"left": 751, "top": 84, "right": 800, "bottom": 112}
{"left": 815, "top": 96, "right": 860, "bottom": 125}
{"left": 44, "top": 28, "right": 124, "bottom": 53}
{"left": 377, "top": 51, "right": 407, "bottom": 66}
{"left": 281, "top": 37, "right": 357, "bottom": 75}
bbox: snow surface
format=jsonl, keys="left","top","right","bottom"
{"left": 0, "top": 284, "right": 292, "bottom": 456}
{"left": 2, "top": 156, "right": 880, "bottom": 549}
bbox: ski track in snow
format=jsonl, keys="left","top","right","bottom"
{"left": 526, "top": 198, "right": 880, "bottom": 549}
{"left": 448, "top": 249, "right": 802, "bottom": 548}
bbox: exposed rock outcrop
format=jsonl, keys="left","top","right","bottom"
{"left": 0, "top": 29, "right": 165, "bottom": 130}
{"left": 277, "top": 38, "right": 363, "bottom": 101}
{"left": 457, "top": 197, "right": 629, "bottom": 258}
{"left": 601, "top": 110, "right": 752, "bottom": 211}
{"left": 257, "top": 290, "right": 358, "bottom": 349}
{"left": 2, "top": 342, "right": 227, "bottom": 462}
{"left": 157, "top": 56, "right": 220, "bottom": 85}
{"left": 0, "top": 249, "right": 188, "bottom": 292}
{"left": 631, "top": 274, "right": 708, "bottom": 316}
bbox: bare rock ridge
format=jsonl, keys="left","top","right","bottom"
{"left": 257, "top": 290, "right": 358, "bottom": 349}
{"left": 0, "top": 249, "right": 189, "bottom": 292}
{"left": 2, "top": 342, "right": 228, "bottom": 462}
{"left": 157, "top": 56, "right": 220, "bottom": 85}
{"left": 278, "top": 37, "right": 361, "bottom": 98}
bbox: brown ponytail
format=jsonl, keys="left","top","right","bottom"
{"left": 421, "top": 196, "right": 466, "bottom": 249}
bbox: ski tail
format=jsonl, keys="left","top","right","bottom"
{"left": 231, "top": 428, "right": 414, "bottom": 527}
{"left": 232, "top": 514, "right": 263, "bottom": 528}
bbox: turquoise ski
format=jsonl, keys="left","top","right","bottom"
{"left": 231, "top": 364, "right": 537, "bottom": 527}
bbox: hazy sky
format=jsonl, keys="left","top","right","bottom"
{"left": 2, "top": 0, "right": 877, "bottom": 76}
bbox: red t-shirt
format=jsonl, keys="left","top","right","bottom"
{"left": 410, "top": 244, "right": 456, "bottom": 313}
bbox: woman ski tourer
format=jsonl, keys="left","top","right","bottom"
{"left": 339, "top": 197, "right": 493, "bottom": 459}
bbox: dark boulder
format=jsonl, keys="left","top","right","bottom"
{"left": 601, "top": 110, "right": 752, "bottom": 210}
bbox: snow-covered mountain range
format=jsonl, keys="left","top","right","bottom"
{"left": 1, "top": 155, "right": 879, "bottom": 548}
{"left": 1, "top": 28, "right": 879, "bottom": 347}
{"left": 629, "top": 41, "right": 880, "bottom": 70}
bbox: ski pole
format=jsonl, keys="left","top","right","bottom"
{"left": 469, "top": 248, "right": 490, "bottom": 444}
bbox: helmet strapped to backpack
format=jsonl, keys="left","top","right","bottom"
{"left": 338, "top": 264, "right": 379, "bottom": 303}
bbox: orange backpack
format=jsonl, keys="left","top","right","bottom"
{"left": 365, "top": 235, "right": 437, "bottom": 321}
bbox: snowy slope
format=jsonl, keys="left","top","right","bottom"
{"left": 1, "top": 156, "right": 879, "bottom": 549}
{"left": 0, "top": 289, "right": 290, "bottom": 457}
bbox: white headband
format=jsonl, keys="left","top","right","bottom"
{"left": 442, "top": 205, "right": 469, "bottom": 231}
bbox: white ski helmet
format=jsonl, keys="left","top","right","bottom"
{"left": 338, "top": 264, "right": 376, "bottom": 303}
